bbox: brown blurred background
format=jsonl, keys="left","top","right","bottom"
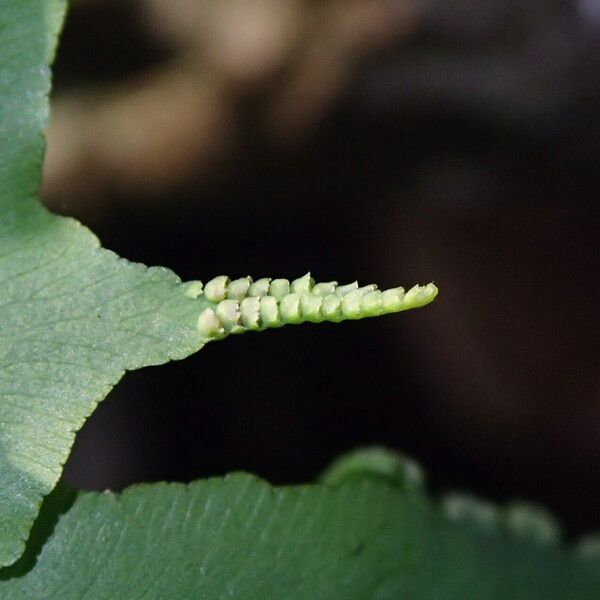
{"left": 49, "top": 0, "right": 600, "bottom": 536}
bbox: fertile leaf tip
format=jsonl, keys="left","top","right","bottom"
{"left": 193, "top": 274, "right": 438, "bottom": 339}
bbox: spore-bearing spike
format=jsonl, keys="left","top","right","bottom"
{"left": 194, "top": 274, "right": 438, "bottom": 340}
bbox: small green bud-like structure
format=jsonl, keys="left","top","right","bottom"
{"left": 442, "top": 494, "right": 562, "bottom": 544}
{"left": 194, "top": 273, "right": 438, "bottom": 340}
{"left": 320, "top": 446, "right": 425, "bottom": 491}
{"left": 504, "top": 502, "right": 561, "bottom": 544}
{"left": 442, "top": 494, "right": 500, "bottom": 531}
{"left": 204, "top": 276, "right": 229, "bottom": 302}
{"left": 227, "top": 277, "right": 252, "bottom": 300}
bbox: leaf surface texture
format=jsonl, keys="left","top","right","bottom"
{"left": 0, "top": 468, "right": 599, "bottom": 599}
{"left": 0, "top": 0, "right": 436, "bottom": 565}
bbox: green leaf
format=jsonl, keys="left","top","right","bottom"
{"left": 0, "top": 452, "right": 598, "bottom": 599}
{"left": 0, "top": 2, "right": 437, "bottom": 565}
{"left": 0, "top": 0, "right": 203, "bottom": 559}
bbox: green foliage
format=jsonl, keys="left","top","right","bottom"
{"left": 0, "top": 0, "right": 433, "bottom": 569}
{"left": 0, "top": 0, "right": 206, "bottom": 564}
{"left": 0, "top": 2, "right": 598, "bottom": 597}
{"left": 0, "top": 450, "right": 599, "bottom": 599}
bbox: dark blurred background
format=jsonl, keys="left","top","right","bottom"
{"left": 46, "top": 0, "right": 599, "bottom": 537}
